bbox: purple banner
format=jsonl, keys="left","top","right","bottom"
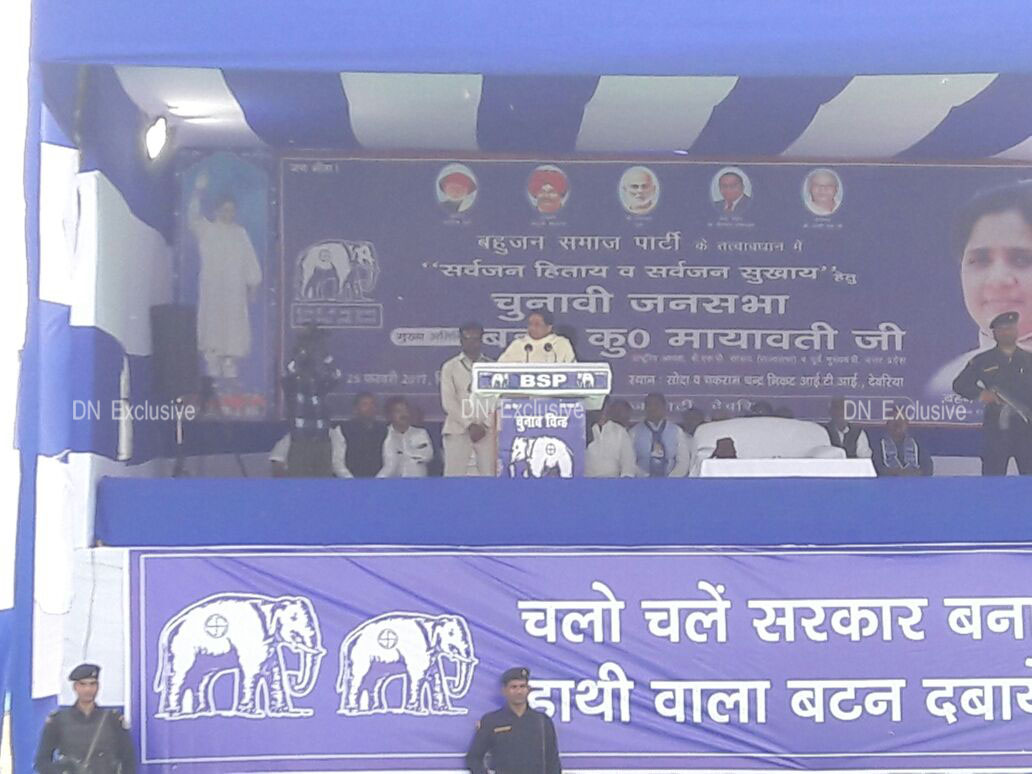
{"left": 279, "top": 158, "right": 1032, "bottom": 426}
{"left": 498, "top": 398, "right": 586, "bottom": 478}
{"left": 130, "top": 546, "right": 1032, "bottom": 771}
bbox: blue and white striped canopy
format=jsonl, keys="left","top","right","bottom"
{"left": 33, "top": 0, "right": 1032, "bottom": 161}
{"left": 112, "top": 68, "right": 1032, "bottom": 160}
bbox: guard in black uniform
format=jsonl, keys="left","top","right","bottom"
{"left": 35, "top": 664, "right": 136, "bottom": 774}
{"left": 466, "top": 667, "right": 561, "bottom": 774}
{"left": 954, "top": 311, "right": 1032, "bottom": 475}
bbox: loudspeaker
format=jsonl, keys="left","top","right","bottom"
{"left": 150, "top": 304, "right": 200, "bottom": 400}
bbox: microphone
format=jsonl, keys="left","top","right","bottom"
{"left": 544, "top": 342, "right": 555, "bottom": 363}
{"left": 524, "top": 342, "right": 533, "bottom": 362}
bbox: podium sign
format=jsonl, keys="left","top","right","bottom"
{"left": 498, "top": 397, "right": 586, "bottom": 478}
{"left": 472, "top": 362, "right": 612, "bottom": 397}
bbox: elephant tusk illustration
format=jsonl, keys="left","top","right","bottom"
{"left": 291, "top": 643, "right": 326, "bottom": 657}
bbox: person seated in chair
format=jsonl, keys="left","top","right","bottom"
{"left": 680, "top": 407, "right": 706, "bottom": 437}
{"left": 269, "top": 427, "right": 350, "bottom": 478}
{"left": 823, "top": 396, "right": 872, "bottom": 459}
{"left": 378, "top": 396, "right": 434, "bottom": 478}
{"left": 873, "top": 414, "right": 932, "bottom": 477}
{"left": 339, "top": 392, "right": 389, "bottom": 478}
{"left": 586, "top": 398, "right": 637, "bottom": 478}
{"left": 630, "top": 393, "right": 693, "bottom": 477}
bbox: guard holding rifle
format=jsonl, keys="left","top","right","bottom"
{"left": 954, "top": 311, "right": 1032, "bottom": 475}
{"left": 35, "top": 663, "right": 136, "bottom": 774}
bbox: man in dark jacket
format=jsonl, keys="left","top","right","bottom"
{"left": 466, "top": 667, "right": 561, "bottom": 774}
{"left": 35, "top": 664, "right": 136, "bottom": 774}
{"left": 954, "top": 311, "right": 1032, "bottom": 475}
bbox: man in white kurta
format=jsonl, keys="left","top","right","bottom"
{"left": 378, "top": 398, "right": 435, "bottom": 478}
{"left": 585, "top": 398, "right": 637, "bottom": 477}
{"left": 440, "top": 322, "right": 496, "bottom": 476}
{"left": 498, "top": 311, "right": 576, "bottom": 363}
{"left": 189, "top": 172, "right": 263, "bottom": 379}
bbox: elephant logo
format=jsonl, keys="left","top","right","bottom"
{"left": 297, "top": 240, "right": 380, "bottom": 302}
{"left": 509, "top": 435, "right": 574, "bottom": 478}
{"left": 337, "top": 612, "right": 477, "bottom": 717}
{"left": 153, "top": 593, "right": 325, "bottom": 720}
{"left": 577, "top": 372, "right": 596, "bottom": 389}
{"left": 490, "top": 372, "right": 508, "bottom": 389}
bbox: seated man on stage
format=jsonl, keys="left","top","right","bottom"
{"left": 378, "top": 396, "right": 434, "bottom": 478}
{"left": 873, "top": 413, "right": 932, "bottom": 477}
{"left": 680, "top": 407, "right": 706, "bottom": 438}
{"left": 630, "top": 393, "right": 693, "bottom": 477}
{"left": 339, "top": 392, "right": 389, "bottom": 478}
{"left": 498, "top": 310, "right": 576, "bottom": 363}
{"left": 586, "top": 398, "right": 637, "bottom": 478}
{"left": 823, "top": 396, "right": 873, "bottom": 459}
{"left": 269, "top": 427, "right": 350, "bottom": 478}
{"left": 953, "top": 310, "right": 1032, "bottom": 475}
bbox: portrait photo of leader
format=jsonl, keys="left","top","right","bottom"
{"left": 711, "top": 167, "right": 753, "bottom": 215}
{"left": 619, "top": 165, "right": 660, "bottom": 215}
{"left": 527, "top": 165, "right": 570, "bottom": 215}
{"left": 803, "top": 167, "right": 844, "bottom": 216}
{"left": 926, "top": 180, "right": 1032, "bottom": 398}
{"left": 436, "top": 163, "right": 478, "bottom": 214}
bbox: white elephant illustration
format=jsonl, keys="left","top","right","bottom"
{"left": 577, "top": 372, "right": 596, "bottom": 389}
{"left": 298, "top": 241, "right": 351, "bottom": 300}
{"left": 153, "top": 593, "right": 325, "bottom": 720}
{"left": 342, "top": 241, "right": 379, "bottom": 301}
{"left": 337, "top": 612, "right": 477, "bottom": 717}
{"left": 297, "top": 240, "right": 379, "bottom": 301}
{"left": 490, "top": 372, "right": 508, "bottom": 389}
{"left": 508, "top": 435, "right": 574, "bottom": 478}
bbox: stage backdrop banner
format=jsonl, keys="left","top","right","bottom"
{"left": 280, "top": 158, "right": 1032, "bottom": 425}
{"left": 130, "top": 546, "right": 1032, "bottom": 772}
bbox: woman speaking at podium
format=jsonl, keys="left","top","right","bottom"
{"left": 499, "top": 311, "right": 576, "bottom": 363}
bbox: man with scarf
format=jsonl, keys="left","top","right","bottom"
{"left": 873, "top": 413, "right": 932, "bottom": 477}
{"left": 280, "top": 325, "right": 341, "bottom": 476}
{"left": 630, "top": 393, "right": 693, "bottom": 478}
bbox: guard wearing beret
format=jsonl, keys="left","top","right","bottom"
{"left": 954, "top": 311, "right": 1032, "bottom": 475}
{"left": 35, "top": 664, "right": 136, "bottom": 774}
{"left": 466, "top": 667, "right": 561, "bottom": 774}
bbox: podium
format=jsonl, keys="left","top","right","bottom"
{"left": 472, "top": 363, "right": 612, "bottom": 478}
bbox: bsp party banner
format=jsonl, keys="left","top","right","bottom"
{"left": 131, "top": 546, "right": 1032, "bottom": 771}
{"left": 280, "top": 157, "right": 1032, "bottom": 425}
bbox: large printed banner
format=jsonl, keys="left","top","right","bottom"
{"left": 281, "top": 158, "right": 1032, "bottom": 424}
{"left": 131, "top": 547, "right": 1032, "bottom": 771}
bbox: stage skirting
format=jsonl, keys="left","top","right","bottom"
{"left": 98, "top": 477, "right": 1032, "bottom": 547}
{"left": 130, "top": 543, "right": 1032, "bottom": 772}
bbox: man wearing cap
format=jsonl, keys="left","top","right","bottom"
{"left": 466, "top": 667, "right": 561, "bottom": 774}
{"left": 35, "top": 664, "right": 136, "bottom": 774}
{"left": 954, "top": 311, "right": 1032, "bottom": 475}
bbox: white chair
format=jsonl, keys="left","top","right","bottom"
{"left": 690, "top": 417, "right": 844, "bottom": 477}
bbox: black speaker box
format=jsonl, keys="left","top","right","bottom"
{"left": 150, "top": 304, "right": 200, "bottom": 400}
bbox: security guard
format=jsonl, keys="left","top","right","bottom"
{"left": 35, "top": 664, "right": 136, "bottom": 774}
{"left": 466, "top": 667, "right": 561, "bottom": 774}
{"left": 954, "top": 310, "right": 1032, "bottom": 475}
